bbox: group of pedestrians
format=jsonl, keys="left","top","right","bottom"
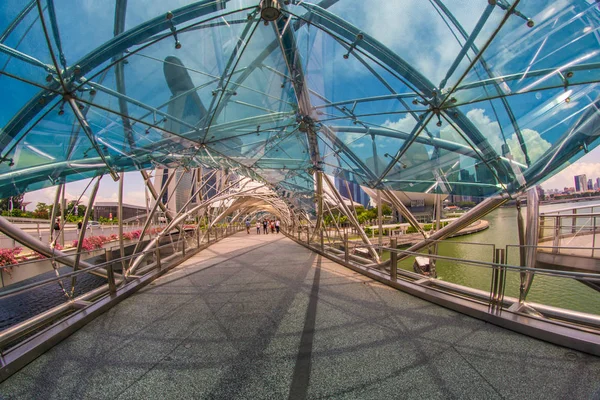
{"left": 245, "top": 218, "right": 280, "bottom": 234}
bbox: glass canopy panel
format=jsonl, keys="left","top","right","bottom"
{"left": 1, "top": 0, "right": 600, "bottom": 201}
{"left": 500, "top": 85, "right": 600, "bottom": 186}
{"left": 0, "top": 105, "right": 109, "bottom": 195}
{"left": 51, "top": 1, "right": 115, "bottom": 66}
{"left": 204, "top": 18, "right": 299, "bottom": 146}
{"left": 252, "top": 131, "right": 308, "bottom": 170}
{"left": 305, "top": 0, "right": 496, "bottom": 89}
{"left": 0, "top": 74, "right": 47, "bottom": 136}
{"left": 212, "top": 114, "right": 300, "bottom": 169}
{"left": 123, "top": 0, "right": 256, "bottom": 32}
{"left": 451, "top": 0, "right": 600, "bottom": 103}
{"left": 317, "top": 131, "right": 376, "bottom": 188}
{"left": 294, "top": 18, "right": 420, "bottom": 123}
{"left": 0, "top": 1, "right": 32, "bottom": 35}
{"left": 255, "top": 129, "right": 308, "bottom": 163}
{"left": 0, "top": 5, "right": 57, "bottom": 88}
{"left": 80, "top": 11, "right": 256, "bottom": 142}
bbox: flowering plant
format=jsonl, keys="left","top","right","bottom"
{"left": 72, "top": 236, "right": 106, "bottom": 251}
{"left": 0, "top": 247, "right": 22, "bottom": 267}
{"left": 123, "top": 230, "right": 142, "bottom": 240}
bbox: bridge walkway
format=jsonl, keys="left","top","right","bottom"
{"left": 1, "top": 232, "right": 599, "bottom": 399}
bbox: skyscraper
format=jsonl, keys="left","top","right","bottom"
{"left": 153, "top": 168, "right": 195, "bottom": 213}
{"left": 574, "top": 174, "right": 587, "bottom": 192}
{"left": 334, "top": 177, "right": 370, "bottom": 207}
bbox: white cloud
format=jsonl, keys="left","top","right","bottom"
{"left": 507, "top": 128, "right": 551, "bottom": 165}
{"left": 465, "top": 108, "right": 503, "bottom": 152}
{"left": 383, "top": 115, "right": 416, "bottom": 133}
{"left": 460, "top": 108, "right": 551, "bottom": 165}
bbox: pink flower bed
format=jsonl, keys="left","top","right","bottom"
{"left": 122, "top": 230, "right": 142, "bottom": 240}
{"left": 2, "top": 228, "right": 153, "bottom": 268}
{"left": 0, "top": 247, "right": 22, "bottom": 267}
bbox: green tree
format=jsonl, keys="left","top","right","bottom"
{"left": 0, "top": 194, "right": 24, "bottom": 212}
{"left": 66, "top": 201, "right": 87, "bottom": 221}
{"left": 33, "top": 202, "right": 50, "bottom": 219}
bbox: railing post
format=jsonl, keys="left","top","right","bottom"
{"left": 572, "top": 209, "right": 577, "bottom": 234}
{"left": 344, "top": 233, "right": 349, "bottom": 263}
{"left": 593, "top": 216, "right": 597, "bottom": 258}
{"left": 390, "top": 238, "right": 397, "bottom": 281}
{"left": 553, "top": 216, "right": 560, "bottom": 253}
{"left": 103, "top": 248, "right": 116, "bottom": 293}
{"left": 320, "top": 228, "right": 324, "bottom": 251}
{"left": 182, "top": 232, "right": 186, "bottom": 257}
{"left": 155, "top": 241, "right": 161, "bottom": 271}
{"left": 489, "top": 248, "right": 505, "bottom": 314}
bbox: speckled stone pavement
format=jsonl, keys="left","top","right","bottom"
{"left": 1, "top": 232, "right": 599, "bottom": 399}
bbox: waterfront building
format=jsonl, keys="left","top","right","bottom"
{"left": 93, "top": 202, "right": 147, "bottom": 222}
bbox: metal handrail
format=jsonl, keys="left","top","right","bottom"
{"left": 540, "top": 203, "right": 600, "bottom": 215}
{"left": 336, "top": 237, "right": 600, "bottom": 281}
{"left": 0, "top": 241, "right": 176, "bottom": 300}
{"left": 0, "top": 226, "right": 243, "bottom": 348}
{"left": 0, "top": 225, "right": 237, "bottom": 297}
{"left": 540, "top": 212, "right": 600, "bottom": 218}
{"left": 378, "top": 245, "right": 600, "bottom": 281}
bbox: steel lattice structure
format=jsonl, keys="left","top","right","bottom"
{"left": 0, "top": 0, "right": 600, "bottom": 380}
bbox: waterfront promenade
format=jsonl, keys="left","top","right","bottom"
{"left": 1, "top": 232, "right": 599, "bottom": 399}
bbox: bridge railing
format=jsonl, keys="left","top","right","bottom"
{"left": 0, "top": 223, "right": 243, "bottom": 381}
{"left": 539, "top": 205, "right": 600, "bottom": 258}
{"left": 285, "top": 226, "right": 600, "bottom": 356}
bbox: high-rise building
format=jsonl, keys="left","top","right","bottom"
{"left": 153, "top": 168, "right": 195, "bottom": 213}
{"left": 588, "top": 178, "right": 594, "bottom": 191}
{"left": 334, "top": 177, "right": 370, "bottom": 207}
{"left": 596, "top": 178, "right": 600, "bottom": 190}
{"left": 574, "top": 174, "right": 587, "bottom": 192}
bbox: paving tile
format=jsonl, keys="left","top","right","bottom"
{"left": 1, "top": 233, "right": 599, "bottom": 400}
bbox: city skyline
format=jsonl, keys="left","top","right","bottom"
{"left": 20, "top": 143, "right": 600, "bottom": 210}
{"left": 538, "top": 145, "right": 600, "bottom": 191}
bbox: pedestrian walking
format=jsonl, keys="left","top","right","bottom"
{"left": 263, "top": 219, "right": 268, "bottom": 234}
{"left": 270, "top": 220, "right": 275, "bottom": 234}
{"left": 275, "top": 219, "right": 280, "bottom": 234}
{"left": 256, "top": 221, "right": 261, "bottom": 234}
{"left": 245, "top": 219, "right": 251, "bottom": 234}
{"left": 52, "top": 217, "right": 61, "bottom": 246}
